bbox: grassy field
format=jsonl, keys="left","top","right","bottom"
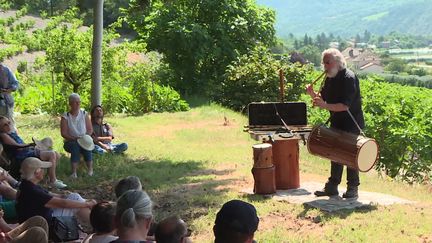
{"left": 14, "top": 104, "right": 432, "bottom": 242}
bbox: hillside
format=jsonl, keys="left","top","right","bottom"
{"left": 257, "top": 0, "right": 432, "bottom": 37}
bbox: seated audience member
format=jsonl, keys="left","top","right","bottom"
{"left": 82, "top": 201, "right": 118, "bottom": 243}
{"left": 60, "top": 93, "right": 94, "bottom": 178}
{"left": 15, "top": 157, "right": 97, "bottom": 226}
{"left": 91, "top": 105, "right": 128, "bottom": 154}
{"left": 155, "top": 215, "right": 191, "bottom": 243}
{"left": 114, "top": 176, "right": 142, "bottom": 198}
{"left": 0, "top": 116, "right": 67, "bottom": 189}
{"left": 0, "top": 168, "right": 19, "bottom": 220}
{"left": 111, "top": 190, "right": 153, "bottom": 243}
{"left": 213, "top": 200, "right": 259, "bottom": 243}
{"left": 0, "top": 215, "right": 48, "bottom": 243}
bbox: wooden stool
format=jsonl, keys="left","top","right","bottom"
{"left": 252, "top": 143, "right": 273, "bottom": 168}
{"left": 251, "top": 166, "right": 276, "bottom": 194}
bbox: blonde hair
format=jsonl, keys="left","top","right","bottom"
{"left": 116, "top": 190, "right": 153, "bottom": 228}
{"left": 322, "top": 48, "right": 346, "bottom": 70}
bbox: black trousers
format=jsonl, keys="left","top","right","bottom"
{"left": 328, "top": 161, "right": 360, "bottom": 187}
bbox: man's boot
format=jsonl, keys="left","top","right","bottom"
{"left": 342, "top": 186, "right": 358, "bottom": 199}
{"left": 314, "top": 182, "right": 338, "bottom": 197}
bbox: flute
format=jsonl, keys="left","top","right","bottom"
{"left": 310, "top": 71, "right": 326, "bottom": 86}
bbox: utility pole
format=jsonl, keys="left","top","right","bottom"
{"left": 91, "top": 0, "right": 104, "bottom": 108}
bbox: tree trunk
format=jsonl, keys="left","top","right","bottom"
{"left": 91, "top": 0, "right": 103, "bottom": 108}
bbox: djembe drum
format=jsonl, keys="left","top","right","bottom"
{"left": 251, "top": 143, "right": 276, "bottom": 194}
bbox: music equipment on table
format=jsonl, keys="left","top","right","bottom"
{"left": 307, "top": 125, "right": 379, "bottom": 172}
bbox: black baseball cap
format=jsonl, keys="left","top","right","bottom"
{"left": 215, "top": 200, "right": 259, "bottom": 234}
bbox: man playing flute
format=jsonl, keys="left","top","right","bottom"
{"left": 306, "top": 48, "right": 365, "bottom": 199}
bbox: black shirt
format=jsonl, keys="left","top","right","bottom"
{"left": 16, "top": 179, "right": 53, "bottom": 223}
{"left": 320, "top": 68, "right": 365, "bottom": 133}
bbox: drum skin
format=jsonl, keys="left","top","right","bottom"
{"left": 307, "top": 125, "right": 379, "bottom": 172}
{"left": 252, "top": 143, "right": 274, "bottom": 168}
{"left": 271, "top": 138, "right": 300, "bottom": 189}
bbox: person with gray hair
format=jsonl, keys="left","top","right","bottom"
{"left": 112, "top": 190, "right": 153, "bottom": 243}
{"left": 114, "top": 176, "right": 143, "bottom": 198}
{"left": 306, "top": 48, "right": 365, "bottom": 199}
{"left": 60, "top": 93, "right": 94, "bottom": 178}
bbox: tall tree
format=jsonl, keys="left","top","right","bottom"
{"left": 127, "top": 0, "right": 276, "bottom": 95}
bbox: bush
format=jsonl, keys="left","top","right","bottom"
{"left": 216, "top": 46, "right": 312, "bottom": 111}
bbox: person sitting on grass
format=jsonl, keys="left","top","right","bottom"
{"left": 0, "top": 116, "right": 67, "bottom": 189}
{"left": 90, "top": 105, "right": 128, "bottom": 154}
{"left": 0, "top": 168, "right": 22, "bottom": 221}
{"left": 155, "top": 215, "right": 191, "bottom": 243}
{"left": 15, "top": 157, "right": 97, "bottom": 227}
{"left": 82, "top": 201, "right": 118, "bottom": 243}
{"left": 213, "top": 200, "right": 259, "bottom": 243}
{"left": 114, "top": 176, "right": 143, "bottom": 198}
{"left": 111, "top": 190, "right": 153, "bottom": 243}
{"left": 60, "top": 93, "right": 94, "bottom": 178}
{"left": 0, "top": 214, "right": 48, "bottom": 243}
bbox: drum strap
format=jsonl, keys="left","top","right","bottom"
{"left": 327, "top": 110, "right": 365, "bottom": 136}
{"left": 347, "top": 110, "right": 365, "bottom": 136}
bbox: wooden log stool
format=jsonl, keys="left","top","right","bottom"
{"left": 251, "top": 143, "right": 276, "bottom": 194}
{"left": 271, "top": 137, "right": 300, "bottom": 189}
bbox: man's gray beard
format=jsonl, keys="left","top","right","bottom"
{"left": 326, "top": 67, "right": 339, "bottom": 78}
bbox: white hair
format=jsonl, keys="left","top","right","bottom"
{"left": 322, "top": 48, "right": 346, "bottom": 70}
{"left": 68, "top": 93, "right": 81, "bottom": 103}
{"left": 116, "top": 190, "right": 153, "bottom": 228}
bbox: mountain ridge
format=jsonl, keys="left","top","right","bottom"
{"left": 257, "top": 0, "right": 432, "bottom": 37}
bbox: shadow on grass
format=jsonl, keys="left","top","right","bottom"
{"left": 297, "top": 202, "right": 378, "bottom": 221}
{"left": 58, "top": 153, "right": 236, "bottom": 222}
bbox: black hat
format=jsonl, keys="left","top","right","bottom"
{"left": 215, "top": 200, "right": 259, "bottom": 234}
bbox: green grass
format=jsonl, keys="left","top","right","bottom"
{"left": 13, "top": 104, "right": 432, "bottom": 242}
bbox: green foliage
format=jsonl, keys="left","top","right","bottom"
{"left": 127, "top": 0, "right": 276, "bottom": 95}
{"left": 361, "top": 76, "right": 432, "bottom": 182}
{"left": 218, "top": 46, "right": 312, "bottom": 111}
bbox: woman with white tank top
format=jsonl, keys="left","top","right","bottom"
{"left": 60, "top": 93, "right": 94, "bottom": 178}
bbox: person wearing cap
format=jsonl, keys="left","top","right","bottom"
{"left": 15, "top": 157, "right": 97, "bottom": 226}
{"left": 0, "top": 116, "right": 67, "bottom": 189}
{"left": 213, "top": 200, "right": 259, "bottom": 243}
{"left": 90, "top": 105, "right": 128, "bottom": 154}
{"left": 60, "top": 93, "right": 94, "bottom": 178}
{"left": 112, "top": 190, "right": 154, "bottom": 243}
{"left": 155, "top": 215, "right": 191, "bottom": 243}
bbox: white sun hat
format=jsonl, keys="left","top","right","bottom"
{"left": 77, "top": 134, "right": 95, "bottom": 151}
{"left": 33, "top": 137, "right": 54, "bottom": 151}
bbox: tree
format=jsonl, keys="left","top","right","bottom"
{"left": 299, "top": 45, "right": 321, "bottom": 66}
{"left": 126, "top": 0, "right": 276, "bottom": 95}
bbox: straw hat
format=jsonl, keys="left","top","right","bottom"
{"left": 77, "top": 134, "right": 95, "bottom": 151}
{"left": 32, "top": 137, "right": 54, "bottom": 151}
